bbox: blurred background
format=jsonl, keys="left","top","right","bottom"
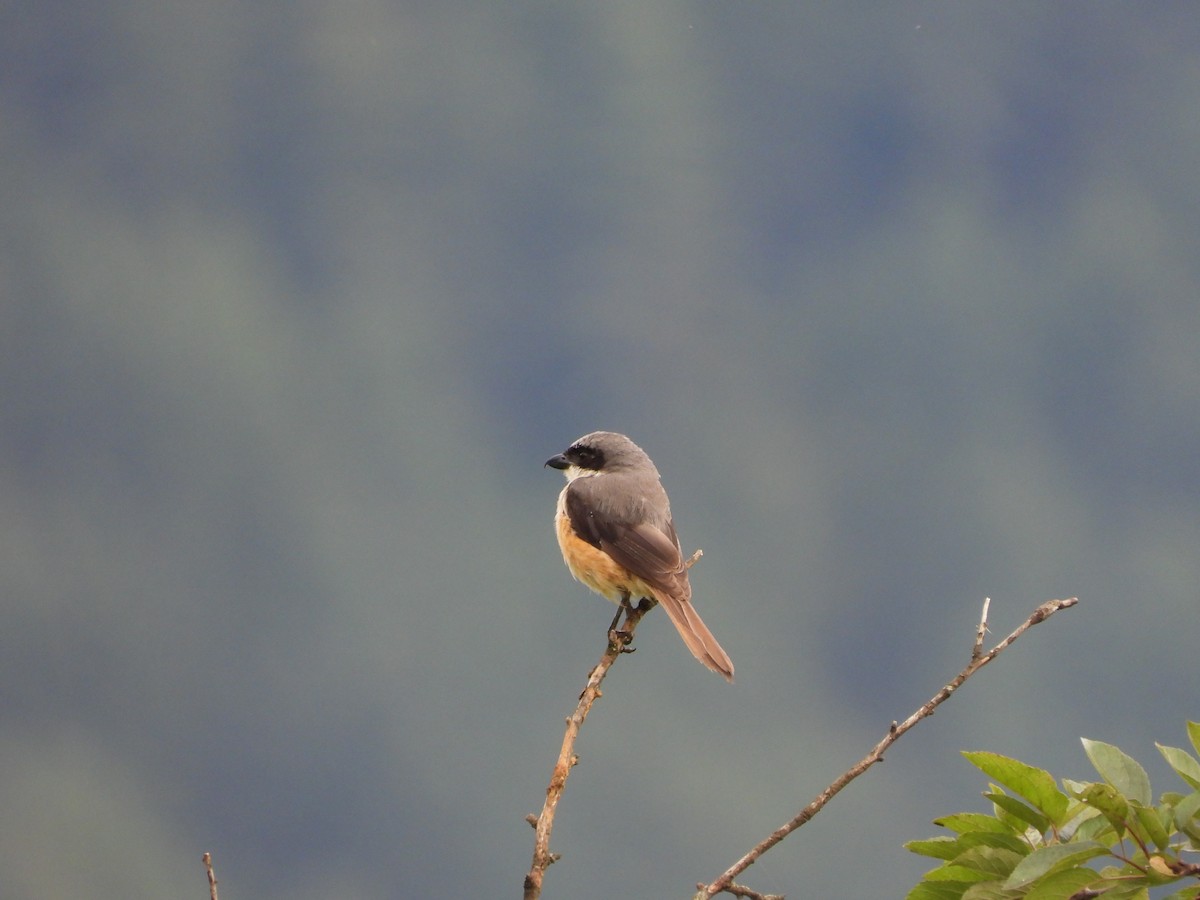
{"left": 2, "top": 3, "right": 1197, "bottom": 898}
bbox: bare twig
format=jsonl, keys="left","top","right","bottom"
{"left": 202, "top": 852, "right": 219, "bottom": 900}
{"left": 523, "top": 551, "right": 703, "bottom": 899}
{"left": 722, "top": 882, "right": 785, "bottom": 900}
{"left": 696, "top": 597, "right": 1079, "bottom": 899}
{"left": 973, "top": 596, "right": 992, "bottom": 660}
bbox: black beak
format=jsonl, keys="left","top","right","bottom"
{"left": 544, "top": 453, "right": 570, "bottom": 470}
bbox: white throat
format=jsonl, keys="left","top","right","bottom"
{"left": 561, "top": 464, "right": 602, "bottom": 483}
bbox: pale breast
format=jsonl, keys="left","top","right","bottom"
{"left": 555, "top": 497, "right": 657, "bottom": 605}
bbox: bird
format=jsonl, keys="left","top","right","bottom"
{"left": 545, "top": 431, "right": 734, "bottom": 681}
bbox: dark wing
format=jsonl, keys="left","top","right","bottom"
{"left": 566, "top": 475, "right": 733, "bottom": 681}
{"left": 564, "top": 477, "right": 686, "bottom": 597}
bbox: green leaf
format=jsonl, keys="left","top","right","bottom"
{"left": 1082, "top": 738, "right": 1152, "bottom": 805}
{"left": 1100, "top": 884, "right": 1151, "bottom": 900}
{"left": 1175, "top": 788, "right": 1200, "bottom": 821}
{"left": 956, "top": 831, "right": 1032, "bottom": 855}
{"left": 905, "top": 882, "right": 973, "bottom": 900}
{"left": 1070, "top": 811, "right": 1117, "bottom": 844}
{"left": 1187, "top": 721, "right": 1200, "bottom": 757}
{"left": 1022, "top": 866, "right": 1103, "bottom": 900}
{"left": 950, "top": 847, "right": 1024, "bottom": 879}
{"left": 963, "top": 751, "right": 1071, "bottom": 826}
{"left": 1172, "top": 789, "right": 1200, "bottom": 839}
{"left": 935, "top": 812, "right": 1013, "bottom": 835}
{"left": 1160, "top": 884, "right": 1200, "bottom": 900}
{"left": 1130, "top": 801, "right": 1171, "bottom": 852}
{"left": 909, "top": 830, "right": 1033, "bottom": 862}
{"left": 925, "top": 864, "right": 995, "bottom": 884}
{"left": 1074, "top": 781, "right": 1129, "bottom": 838}
{"left": 906, "top": 837, "right": 964, "bottom": 860}
{"left": 985, "top": 790, "right": 1050, "bottom": 833}
{"left": 1179, "top": 818, "right": 1200, "bottom": 845}
{"left": 1003, "top": 842, "right": 1110, "bottom": 888}
{"left": 961, "top": 881, "right": 1020, "bottom": 900}
{"left": 1158, "top": 743, "right": 1200, "bottom": 791}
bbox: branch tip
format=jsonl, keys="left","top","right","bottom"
{"left": 972, "top": 597, "right": 992, "bottom": 659}
{"left": 202, "top": 851, "right": 219, "bottom": 900}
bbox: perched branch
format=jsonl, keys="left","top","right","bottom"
{"left": 523, "top": 551, "right": 703, "bottom": 899}
{"left": 696, "top": 597, "right": 1079, "bottom": 899}
{"left": 202, "top": 852, "right": 219, "bottom": 900}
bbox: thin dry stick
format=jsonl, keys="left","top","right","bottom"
{"left": 973, "top": 596, "right": 992, "bottom": 659}
{"left": 696, "top": 596, "right": 1079, "bottom": 900}
{"left": 724, "top": 883, "right": 785, "bottom": 900}
{"left": 523, "top": 551, "right": 703, "bottom": 900}
{"left": 202, "top": 852, "right": 219, "bottom": 900}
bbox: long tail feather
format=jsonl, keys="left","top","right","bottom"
{"left": 654, "top": 590, "right": 734, "bottom": 682}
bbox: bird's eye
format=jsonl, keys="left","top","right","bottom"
{"left": 572, "top": 446, "right": 600, "bottom": 468}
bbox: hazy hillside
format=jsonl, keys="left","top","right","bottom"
{"left": 2, "top": 5, "right": 1197, "bottom": 897}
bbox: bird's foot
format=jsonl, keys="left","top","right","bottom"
{"left": 607, "top": 597, "right": 638, "bottom": 654}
